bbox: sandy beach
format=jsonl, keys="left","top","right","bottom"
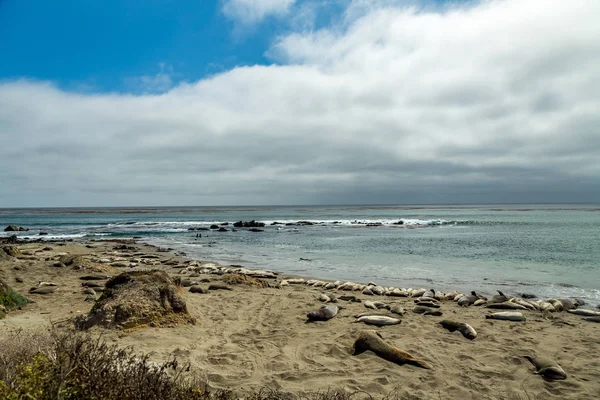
{"left": 1, "top": 239, "right": 599, "bottom": 400}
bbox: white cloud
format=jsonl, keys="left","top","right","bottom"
{"left": 1, "top": 0, "right": 599, "bottom": 206}
{"left": 222, "top": 0, "right": 297, "bottom": 24}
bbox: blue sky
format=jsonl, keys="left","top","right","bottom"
{"left": 0, "top": 0, "right": 599, "bottom": 207}
{"left": 0, "top": 0, "right": 458, "bottom": 93}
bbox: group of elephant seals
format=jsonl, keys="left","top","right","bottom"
{"left": 524, "top": 355, "right": 567, "bottom": 380}
{"left": 352, "top": 330, "right": 432, "bottom": 369}
{"left": 306, "top": 305, "right": 339, "bottom": 322}
{"left": 439, "top": 320, "right": 477, "bottom": 340}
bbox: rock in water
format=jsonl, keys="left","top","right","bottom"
{"left": 75, "top": 270, "right": 195, "bottom": 330}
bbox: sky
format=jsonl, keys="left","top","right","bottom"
{"left": 0, "top": 0, "right": 599, "bottom": 207}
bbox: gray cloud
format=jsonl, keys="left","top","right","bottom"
{"left": 1, "top": 0, "right": 599, "bottom": 207}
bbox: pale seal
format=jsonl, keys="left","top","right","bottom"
{"left": 485, "top": 311, "right": 526, "bottom": 321}
{"left": 352, "top": 330, "right": 432, "bottom": 369}
{"left": 355, "top": 315, "right": 401, "bottom": 326}
{"left": 306, "top": 305, "right": 338, "bottom": 322}
{"left": 486, "top": 302, "right": 527, "bottom": 310}
{"left": 524, "top": 355, "right": 566, "bottom": 380}
{"left": 439, "top": 320, "right": 477, "bottom": 340}
{"left": 390, "top": 305, "right": 406, "bottom": 316}
{"left": 29, "top": 286, "right": 56, "bottom": 295}
{"left": 567, "top": 309, "right": 600, "bottom": 317}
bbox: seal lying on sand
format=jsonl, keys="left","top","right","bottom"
{"left": 413, "top": 306, "right": 443, "bottom": 316}
{"left": 439, "top": 320, "right": 477, "bottom": 340}
{"left": 485, "top": 311, "right": 526, "bottom": 321}
{"left": 354, "top": 315, "right": 401, "bottom": 326}
{"left": 524, "top": 355, "right": 567, "bottom": 380}
{"left": 582, "top": 316, "right": 600, "bottom": 323}
{"left": 306, "top": 305, "right": 338, "bottom": 322}
{"left": 568, "top": 309, "right": 600, "bottom": 317}
{"left": 352, "top": 330, "right": 432, "bottom": 369}
{"left": 29, "top": 286, "right": 56, "bottom": 295}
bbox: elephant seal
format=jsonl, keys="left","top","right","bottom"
{"left": 362, "top": 288, "right": 374, "bottom": 296}
{"left": 355, "top": 315, "right": 401, "bottom": 326}
{"left": 413, "top": 306, "right": 443, "bottom": 316}
{"left": 485, "top": 311, "right": 526, "bottom": 321}
{"left": 458, "top": 292, "right": 479, "bottom": 307}
{"left": 490, "top": 290, "right": 508, "bottom": 303}
{"left": 390, "top": 305, "right": 406, "bottom": 316}
{"left": 524, "top": 355, "right": 566, "bottom": 380}
{"left": 352, "top": 330, "right": 432, "bottom": 369}
{"left": 29, "top": 286, "right": 56, "bottom": 295}
{"left": 208, "top": 283, "right": 233, "bottom": 291}
{"left": 582, "top": 316, "right": 600, "bottom": 323}
{"left": 339, "top": 295, "right": 361, "bottom": 302}
{"left": 415, "top": 300, "right": 440, "bottom": 308}
{"left": 486, "top": 302, "right": 527, "bottom": 310}
{"left": 557, "top": 299, "right": 577, "bottom": 311}
{"left": 439, "top": 320, "right": 477, "bottom": 340}
{"left": 189, "top": 285, "right": 207, "bottom": 294}
{"left": 82, "top": 288, "right": 96, "bottom": 296}
{"left": 567, "top": 309, "right": 600, "bottom": 317}
{"left": 306, "top": 305, "right": 338, "bottom": 322}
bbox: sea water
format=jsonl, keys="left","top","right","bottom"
{"left": 1, "top": 204, "right": 599, "bottom": 302}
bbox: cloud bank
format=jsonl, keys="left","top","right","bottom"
{"left": 1, "top": 0, "right": 599, "bottom": 206}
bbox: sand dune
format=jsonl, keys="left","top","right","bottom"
{"left": 1, "top": 241, "right": 599, "bottom": 399}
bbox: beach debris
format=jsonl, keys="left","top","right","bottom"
{"left": 306, "top": 305, "right": 338, "bottom": 322}
{"left": 75, "top": 270, "right": 195, "bottom": 330}
{"left": 352, "top": 330, "right": 432, "bottom": 369}
{"left": 439, "top": 320, "right": 477, "bottom": 340}
{"left": 355, "top": 315, "right": 401, "bottom": 326}
{"left": 485, "top": 311, "right": 526, "bottom": 321}
{"left": 524, "top": 355, "right": 567, "bottom": 381}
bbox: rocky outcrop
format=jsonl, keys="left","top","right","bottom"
{"left": 233, "top": 220, "right": 265, "bottom": 228}
{"left": 75, "top": 270, "right": 195, "bottom": 330}
{"left": 3, "top": 225, "right": 28, "bottom": 232}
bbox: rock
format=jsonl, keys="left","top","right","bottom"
{"left": 210, "top": 225, "right": 219, "bottom": 230}
{"left": 15, "top": 277, "right": 23, "bottom": 283}
{"left": 42, "top": 247, "right": 53, "bottom": 251}
{"left": 59, "top": 255, "right": 88, "bottom": 269}
{"left": 1, "top": 245, "right": 22, "bottom": 258}
{"left": 521, "top": 293, "right": 537, "bottom": 299}
{"left": 4, "top": 225, "right": 28, "bottom": 232}
{"left": 247, "top": 228, "right": 264, "bottom": 232}
{"left": 53, "top": 262, "right": 66, "bottom": 268}
{"left": 75, "top": 270, "right": 195, "bottom": 330}
{"left": 217, "top": 227, "right": 228, "bottom": 232}
{"left": 222, "top": 274, "right": 269, "bottom": 288}
{"left": 233, "top": 220, "right": 265, "bottom": 228}
{"left": 39, "top": 232, "right": 48, "bottom": 236}
{"left": 220, "top": 222, "right": 229, "bottom": 226}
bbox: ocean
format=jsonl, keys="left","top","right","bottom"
{"left": 1, "top": 204, "right": 599, "bottom": 302}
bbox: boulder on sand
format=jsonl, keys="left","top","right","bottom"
{"left": 75, "top": 270, "right": 195, "bottom": 330}
{"left": 1, "top": 245, "right": 21, "bottom": 259}
{"left": 4, "top": 225, "right": 28, "bottom": 232}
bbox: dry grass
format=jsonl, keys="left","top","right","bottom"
{"left": 222, "top": 274, "right": 270, "bottom": 288}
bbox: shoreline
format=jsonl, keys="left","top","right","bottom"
{"left": 1, "top": 238, "right": 600, "bottom": 398}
